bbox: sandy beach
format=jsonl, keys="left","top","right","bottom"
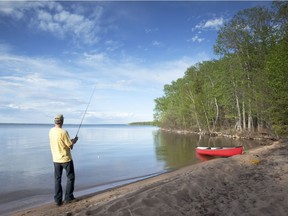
{"left": 12, "top": 139, "right": 288, "bottom": 216}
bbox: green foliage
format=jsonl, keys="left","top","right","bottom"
{"left": 129, "top": 121, "right": 158, "bottom": 126}
{"left": 154, "top": 2, "right": 288, "bottom": 136}
{"left": 264, "top": 34, "right": 288, "bottom": 135}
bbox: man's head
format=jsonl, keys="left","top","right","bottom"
{"left": 54, "top": 114, "right": 64, "bottom": 125}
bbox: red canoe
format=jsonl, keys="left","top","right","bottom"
{"left": 195, "top": 146, "right": 243, "bottom": 157}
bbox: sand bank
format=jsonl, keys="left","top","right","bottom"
{"left": 13, "top": 140, "right": 288, "bottom": 216}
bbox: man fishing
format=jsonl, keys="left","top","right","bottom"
{"left": 49, "top": 114, "right": 78, "bottom": 206}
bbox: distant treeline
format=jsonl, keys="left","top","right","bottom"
{"left": 129, "top": 121, "right": 158, "bottom": 126}
{"left": 154, "top": 1, "right": 288, "bottom": 136}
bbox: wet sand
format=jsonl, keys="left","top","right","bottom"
{"left": 13, "top": 140, "right": 288, "bottom": 216}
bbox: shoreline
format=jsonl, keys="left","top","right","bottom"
{"left": 12, "top": 139, "right": 288, "bottom": 216}
{"left": 159, "top": 127, "right": 278, "bottom": 141}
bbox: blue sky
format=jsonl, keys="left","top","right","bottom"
{"left": 0, "top": 1, "right": 271, "bottom": 124}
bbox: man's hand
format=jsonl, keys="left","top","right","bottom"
{"left": 71, "top": 136, "right": 78, "bottom": 145}
{"left": 70, "top": 137, "right": 78, "bottom": 150}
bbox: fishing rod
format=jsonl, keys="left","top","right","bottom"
{"left": 75, "top": 86, "right": 96, "bottom": 138}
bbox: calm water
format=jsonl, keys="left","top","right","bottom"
{"left": 0, "top": 124, "right": 260, "bottom": 214}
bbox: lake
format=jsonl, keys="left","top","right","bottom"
{"left": 0, "top": 124, "right": 261, "bottom": 215}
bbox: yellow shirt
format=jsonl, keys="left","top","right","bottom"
{"left": 49, "top": 127, "right": 73, "bottom": 163}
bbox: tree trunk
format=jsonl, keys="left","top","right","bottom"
{"left": 201, "top": 101, "right": 211, "bottom": 133}
{"left": 242, "top": 100, "right": 246, "bottom": 130}
{"left": 248, "top": 106, "right": 253, "bottom": 131}
{"left": 235, "top": 93, "right": 242, "bottom": 131}
{"left": 187, "top": 90, "right": 202, "bottom": 132}
{"left": 208, "top": 76, "right": 219, "bottom": 131}
{"left": 213, "top": 97, "right": 219, "bottom": 131}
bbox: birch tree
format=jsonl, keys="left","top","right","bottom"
{"left": 214, "top": 6, "right": 273, "bottom": 132}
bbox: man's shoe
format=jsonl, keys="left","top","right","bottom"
{"left": 56, "top": 201, "right": 63, "bottom": 207}
{"left": 64, "top": 198, "right": 79, "bottom": 204}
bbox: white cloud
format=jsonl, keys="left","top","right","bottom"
{"left": 8, "top": 103, "right": 30, "bottom": 110}
{"left": 0, "top": 52, "right": 85, "bottom": 118}
{"left": 145, "top": 28, "right": 159, "bottom": 34}
{"left": 190, "top": 35, "right": 205, "bottom": 43}
{"left": 35, "top": 5, "right": 100, "bottom": 44}
{"left": 145, "top": 28, "right": 152, "bottom": 33}
{"left": 105, "top": 40, "right": 122, "bottom": 52}
{"left": 95, "top": 80, "right": 134, "bottom": 91}
{"left": 152, "top": 41, "right": 162, "bottom": 46}
{"left": 0, "top": 48, "right": 207, "bottom": 121}
{"left": 83, "top": 52, "right": 108, "bottom": 63}
{"left": 0, "top": 1, "right": 102, "bottom": 45}
{"left": 204, "top": 17, "right": 224, "bottom": 29}
{"left": 0, "top": 39, "right": 212, "bottom": 124}
{"left": 1, "top": 40, "right": 211, "bottom": 93}
{"left": 86, "top": 111, "right": 134, "bottom": 119}
{"left": 77, "top": 49, "right": 211, "bottom": 88}
{"left": 0, "top": 42, "right": 13, "bottom": 53}
{"left": 0, "top": 1, "right": 26, "bottom": 19}
{"left": 81, "top": 111, "right": 152, "bottom": 124}
{"left": 193, "top": 17, "right": 224, "bottom": 31}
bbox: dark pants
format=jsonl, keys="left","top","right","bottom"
{"left": 53, "top": 160, "right": 75, "bottom": 204}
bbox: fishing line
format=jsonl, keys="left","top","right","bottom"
{"left": 75, "top": 86, "right": 96, "bottom": 138}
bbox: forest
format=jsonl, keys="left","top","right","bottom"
{"left": 153, "top": 1, "right": 288, "bottom": 137}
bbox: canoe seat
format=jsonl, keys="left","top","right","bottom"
{"left": 211, "top": 147, "right": 222, "bottom": 150}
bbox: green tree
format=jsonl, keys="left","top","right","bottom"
{"left": 264, "top": 34, "right": 288, "bottom": 136}
{"left": 214, "top": 6, "right": 274, "bottom": 132}
{"left": 154, "top": 2, "right": 288, "bottom": 136}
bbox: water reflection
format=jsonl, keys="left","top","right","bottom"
{"left": 153, "top": 131, "right": 200, "bottom": 169}
{"left": 153, "top": 130, "right": 263, "bottom": 169}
